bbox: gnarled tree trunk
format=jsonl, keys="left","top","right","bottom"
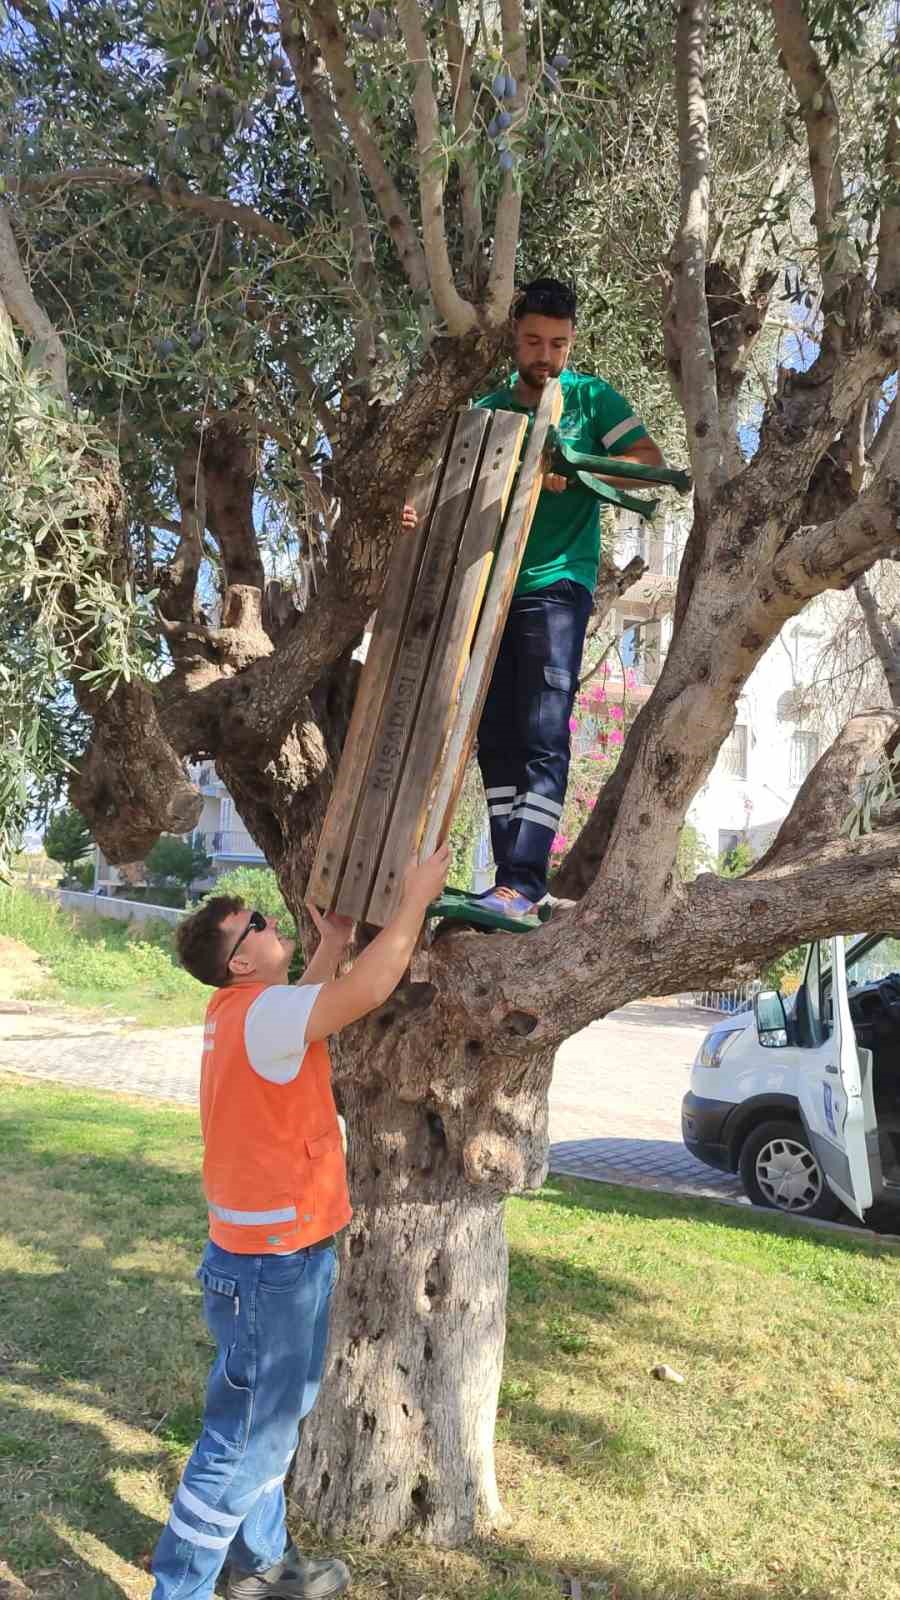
{"left": 293, "top": 984, "right": 555, "bottom": 1543}
{"left": 227, "top": 766, "right": 557, "bottom": 1546}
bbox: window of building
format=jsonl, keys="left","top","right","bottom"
{"left": 619, "top": 626, "right": 639, "bottom": 668}
{"left": 790, "top": 730, "right": 819, "bottom": 784}
{"left": 719, "top": 723, "right": 748, "bottom": 780}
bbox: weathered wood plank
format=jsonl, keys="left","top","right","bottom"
{"left": 306, "top": 422, "right": 454, "bottom": 911}
{"left": 367, "top": 409, "right": 527, "bottom": 925}
{"left": 335, "top": 407, "right": 491, "bottom": 920}
{"left": 420, "top": 379, "right": 563, "bottom": 857}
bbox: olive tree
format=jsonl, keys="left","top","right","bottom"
{"left": 1, "top": 0, "right": 899, "bottom": 1547}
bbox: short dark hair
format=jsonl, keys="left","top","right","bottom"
{"left": 175, "top": 895, "right": 245, "bottom": 988}
{"left": 513, "top": 277, "right": 577, "bottom": 324}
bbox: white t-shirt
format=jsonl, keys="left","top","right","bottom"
{"left": 244, "top": 983, "right": 324, "bottom": 1084}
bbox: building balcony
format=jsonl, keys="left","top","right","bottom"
{"left": 211, "top": 830, "right": 266, "bottom": 860}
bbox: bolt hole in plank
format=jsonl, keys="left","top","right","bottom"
{"left": 308, "top": 381, "right": 563, "bottom": 926}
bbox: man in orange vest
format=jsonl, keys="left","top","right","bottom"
{"left": 150, "top": 845, "right": 450, "bottom": 1600}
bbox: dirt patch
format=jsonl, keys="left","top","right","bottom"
{"left": 0, "top": 937, "right": 51, "bottom": 1001}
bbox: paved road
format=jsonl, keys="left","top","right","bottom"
{"left": 547, "top": 1002, "right": 746, "bottom": 1203}
{"left": 0, "top": 997, "right": 744, "bottom": 1203}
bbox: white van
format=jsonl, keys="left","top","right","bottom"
{"left": 682, "top": 933, "right": 900, "bottom": 1222}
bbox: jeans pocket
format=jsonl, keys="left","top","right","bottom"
{"left": 544, "top": 665, "right": 573, "bottom": 693}
{"left": 198, "top": 1272, "right": 254, "bottom": 1452}
{"left": 259, "top": 1249, "right": 311, "bottom": 1294}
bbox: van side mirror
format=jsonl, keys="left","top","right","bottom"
{"left": 755, "top": 988, "right": 789, "bottom": 1048}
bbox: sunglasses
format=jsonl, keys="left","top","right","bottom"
{"left": 226, "top": 908, "right": 267, "bottom": 970}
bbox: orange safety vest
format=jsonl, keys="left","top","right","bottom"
{"left": 200, "top": 982, "right": 352, "bottom": 1254}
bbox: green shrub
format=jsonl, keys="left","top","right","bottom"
{"left": 145, "top": 833, "right": 212, "bottom": 892}
{"left": 71, "top": 858, "right": 95, "bottom": 891}
{"left": 0, "top": 884, "right": 205, "bottom": 1014}
{"left": 42, "top": 807, "right": 92, "bottom": 874}
{"left": 118, "top": 884, "right": 185, "bottom": 909}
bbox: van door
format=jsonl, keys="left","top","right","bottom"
{"left": 799, "top": 936, "right": 873, "bottom": 1221}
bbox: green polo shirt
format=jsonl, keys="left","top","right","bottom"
{"left": 475, "top": 367, "right": 648, "bottom": 596}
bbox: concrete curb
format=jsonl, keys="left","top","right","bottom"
{"left": 547, "top": 1161, "right": 900, "bottom": 1247}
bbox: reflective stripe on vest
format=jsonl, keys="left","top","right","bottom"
{"left": 207, "top": 1201, "right": 298, "bottom": 1226}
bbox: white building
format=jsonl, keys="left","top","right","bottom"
{"left": 608, "top": 517, "right": 842, "bottom": 866}
{"left": 687, "top": 615, "right": 826, "bottom": 862}
{"left": 94, "top": 761, "right": 265, "bottom": 893}
{"left": 188, "top": 762, "right": 267, "bottom": 872}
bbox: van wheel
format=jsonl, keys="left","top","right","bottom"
{"left": 738, "top": 1120, "right": 844, "bottom": 1220}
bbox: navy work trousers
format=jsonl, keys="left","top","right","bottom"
{"left": 477, "top": 578, "right": 592, "bottom": 902}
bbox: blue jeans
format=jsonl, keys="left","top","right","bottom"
{"left": 151, "top": 1240, "right": 338, "bottom": 1600}
{"left": 478, "top": 578, "right": 592, "bottom": 900}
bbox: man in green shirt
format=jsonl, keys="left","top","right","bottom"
{"left": 404, "top": 277, "right": 663, "bottom": 916}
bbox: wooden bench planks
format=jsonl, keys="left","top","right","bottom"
{"left": 420, "top": 378, "right": 563, "bottom": 858}
{"left": 308, "top": 377, "right": 562, "bottom": 926}
{"left": 305, "top": 422, "right": 452, "bottom": 911}
{"left": 366, "top": 407, "right": 527, "bottom": 925}
{"left": 334, "top": 408, "right": 491, "bottom": 919}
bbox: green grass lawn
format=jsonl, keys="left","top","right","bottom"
{"left": 0, "top": 885, "right": 207, "bottom": 1027}
{"left": 2, "top": 1075, "right": 900, "bottom": 1600}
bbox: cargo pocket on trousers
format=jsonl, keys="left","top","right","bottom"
{"left": 538, "top": 664, "right": 575, "bottom": 743}
{"left": 197, "top": 1267, "right": 254, "bottom": 1453}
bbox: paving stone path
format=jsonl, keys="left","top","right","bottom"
{"left": 0, "top": 998, "right": 746, "bottom": 1203}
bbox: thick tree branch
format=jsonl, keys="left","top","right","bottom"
{"left": 297, "top": 0, "right": 431, "bottom": 302}
{"left": 853, "top": 575, "right": 900, "bottom": 708}
{"left": 156, "top": 448, "right": 208, "bottom": 632}
{"left": 283, "top": 18, "right": 382, "bottom": 379}
{"left": 875, "top": 30, "right": 900, "bottom": 297}
{"left": 201, "top": 421, "right": 265, "bottom": 592}
{"left": 778, "top": 413, "right": 900, "bottom": 590}
{"left": 0, "top": 205, "right": 68, "bottom": 398}
{"left": 771, "top": 0, "right": 854, "bottom": 301}
{"left": 432, "top": 826, "right": 900, "bottom": 1046}
{"left": 752, "top": 710, "right": 900, "bottom": 873}
{"left": 556, "top": 348, "right": 900, "bottom": 908}
{"left": 396, "top": 0, "right": 477, "bottom": 335}
{"left": 870, "top": 397, "right": 896, "bottom": 471}
{"left": 587, "top": 553, "right": 647, "bottom": 637}
{"left": 484, "top": 0, "right": 527, "bottom": 325}
{"left": 668, "top": 0, "right": 724, "bottom": 504}
{"left": 444, "top": 1, "right": 482, "bottom": 291}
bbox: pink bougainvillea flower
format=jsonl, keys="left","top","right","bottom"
{"left": 609, "top": 703, "right": 624, "bottom": 721}
{"left": 568, "top": 716, "right": 578, "bottom": 733}
{"left": 550, "top": 832, "right": 569, "bottom": 855}
{"left": 609, "top": 728, "right": 624, "bottom": 745}
{"left": 589, "top": 682, "right": 606, "bottom": 703}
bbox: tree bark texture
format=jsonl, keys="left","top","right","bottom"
{"left": 289, "top": 998, "right": 554, "bottom": 1544}
{"left": 299, "top": 1195, "right": 508, "bottom": 1544}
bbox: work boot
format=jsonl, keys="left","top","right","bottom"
{"left": 227, "top": 1544, "right": 350, "bottom": 1600}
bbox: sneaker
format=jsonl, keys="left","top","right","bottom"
{"left": 475, "top": 886, "right": 538, "bottom": 918}
{"left": 227, "top": 1544, "right": 350, "bottom": 1600}
{"left": 536, "top": 892, "right": 576, "bottom": 916}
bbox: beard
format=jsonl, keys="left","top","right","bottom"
{"left": 518, "top": 360, "right": 563, "bottom": 390}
